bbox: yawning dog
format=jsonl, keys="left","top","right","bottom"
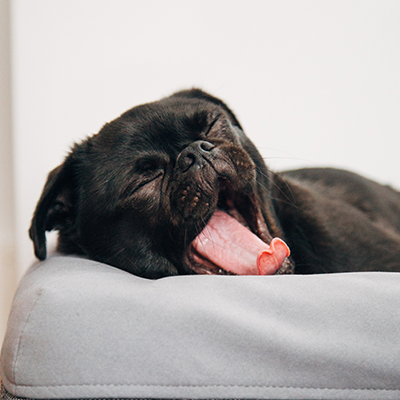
{"left": 30, "top": 89, "right": 400, "bottom": 278}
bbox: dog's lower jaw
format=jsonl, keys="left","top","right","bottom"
{"left": 185, "top": 250, "right": 235, "bottom": 275}
{"left": 275, "top": 258, "right": 294, "bottom": 274}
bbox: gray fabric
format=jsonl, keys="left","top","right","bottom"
{"left": 1, "top": 256, "right": 400, "bottom": 400}
{"left": 0, "top": 385, "right": 240, "bottom": 400}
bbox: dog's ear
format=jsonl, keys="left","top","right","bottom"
{"left": 29, "top": 157, "right": 77, "bottom": 260}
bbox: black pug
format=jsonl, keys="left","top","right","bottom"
{"left": 30, "top": 89, "right": 400, "bottom": 278}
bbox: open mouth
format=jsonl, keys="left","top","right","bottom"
{"left": 187, "top": 181, "right": 291, "bottom": 275}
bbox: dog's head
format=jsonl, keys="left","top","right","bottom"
{"left": 30, "top": 89, "right": 292, "bottom": 278}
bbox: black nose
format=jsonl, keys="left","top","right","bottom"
{"left": 177, "top": 140, "right": 215, "bottom": 172}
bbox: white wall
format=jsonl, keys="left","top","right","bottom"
{"left": 0, "top": 0, "right": 17, "bottom": 344}
{"left": 11, "top": 0, "right": 400, "bottom": 276}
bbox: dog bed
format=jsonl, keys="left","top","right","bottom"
{"left": 1, "top": 256, "right": 400, "bottom": 400}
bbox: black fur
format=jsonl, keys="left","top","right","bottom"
{"left": 30, "top": 89, "right": 400, "bottom": 278}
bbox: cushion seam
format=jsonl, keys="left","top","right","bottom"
{"left": 9, "top": 383, "right": 400, "bottom": 392}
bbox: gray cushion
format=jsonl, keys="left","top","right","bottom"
{"left": 1, "top": 256, "right": 400, "bottom": 400}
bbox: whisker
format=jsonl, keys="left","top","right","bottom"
{"left": 262, "top": 156, "right": 310, "bottom": 162}
{"left": 255, "top": 166, "right": 297, "bottom": 209}
{"left": 183, "top": 227, "right": 188, "bottom": 249}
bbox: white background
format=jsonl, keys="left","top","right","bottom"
{"left": 9, "top": 0, "right": 400, "bottom": 277}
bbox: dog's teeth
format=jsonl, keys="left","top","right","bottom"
{"left": 218, "top": 269, "right": 223, "bottom": 274}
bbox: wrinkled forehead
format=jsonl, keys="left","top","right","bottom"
{"left": 131, "top": 108, "right": 206, "bottom": 149}
{"left": 100, "top": 97, "right": 223, "bottom": 154}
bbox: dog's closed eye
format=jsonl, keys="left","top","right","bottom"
{"left": 118, "top": 157, "right": 166, "bottom": 200}
{"left": 204, "top": 115, "right": 221, "bottom": 137}
{"left": 134, "top": 157, "right": 164, "bottom": 174}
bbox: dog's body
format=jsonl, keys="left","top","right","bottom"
{"left": 30, "top": 89, "right": 400, "bottom": 278}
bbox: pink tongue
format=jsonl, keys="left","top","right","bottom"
{"left": 191, "top": 210, "right": 290, "bottom": 275}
